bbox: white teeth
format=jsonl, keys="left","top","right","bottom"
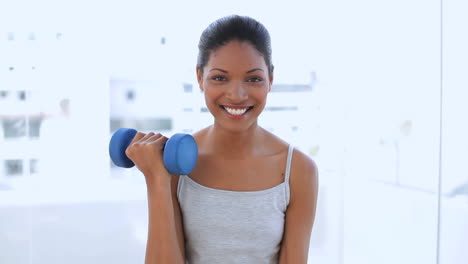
{"left": 223, "top": 106, "right": 250, "bottom": 115}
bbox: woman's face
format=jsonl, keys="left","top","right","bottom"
{"left": 197, "top": 40, "right": 273, "bottom": 133}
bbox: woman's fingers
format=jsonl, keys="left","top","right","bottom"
{"left": 126, "top": 131, "right": 167, "bottom": 156}
{"left": 126, "top": 132, "right": 156, "bottom": 157}
{"left": 137, "top": 132, "right": 156, "bottom": 143}
{"left": 128, "top": 132, "right": 147, "bottom": 146}
{"left": 123, "top": 131, "right": 172, "bottom": 179}
{"left": 145, "top": 133, "right": 168, "bottom": 147}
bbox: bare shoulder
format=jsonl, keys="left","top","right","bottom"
{"left": 291, "top": 148, "right": 318, "bottom": 177}
{"left": 260, "top": 127, "right": 291, "bottom": 155}
{"left": 191, "top": 126, "right": 209, "bottom": 139}
{"left": 261, "top": 127, "right": 319, "bottom": 200}
{"left": 191, "top": 126, "right": 211, "bottom": 148}
{"left": 289, "top": 148, "right": 319, "bottom": 205}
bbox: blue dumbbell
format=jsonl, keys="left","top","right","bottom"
{"left": 109, "top": 128, "right": 198, "bottom": 175}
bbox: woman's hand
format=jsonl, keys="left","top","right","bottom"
{"left": 125, "top": 132, "right": 172, "bottom": 184}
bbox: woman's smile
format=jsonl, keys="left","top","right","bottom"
{"left": 220, "top": 105, "right": 254, "bottom": 119}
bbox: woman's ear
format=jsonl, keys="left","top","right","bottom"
{"left": 268, "top": 71, "right": 274, "bottom": 92}
{"left": 196, "top": 67, "right": 204, "bottom": 92}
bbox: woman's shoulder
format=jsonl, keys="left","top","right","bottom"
{"left": 260, "top": 128, "right": 318, "bottom": 187}
{"left": 191, "top": 126, "right": 210, "bottom": 149}
{"left": 262, "top": 128, "right": 289, "bottom": 149}
{"left": 192, "top": 126, "right": 210, "bottom": 138}
{"left": 288, "top": 146, "right": 319, "bottom": 206}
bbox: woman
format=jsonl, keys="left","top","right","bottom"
{"left": 126, "top": 15, "right": 319, "bottom": 264}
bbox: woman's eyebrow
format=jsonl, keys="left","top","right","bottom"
{"left": 246, "top": 68, "right": 264, "bottom": 73}
{"left": 209, "top": 68, "right": 264, "bottom": 73}
{"left": 210, "top": 68, "right": 228, "bottom": 73}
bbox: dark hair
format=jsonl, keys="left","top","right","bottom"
{"left": 197, "top": 15, "right": 274, "bottom": 75}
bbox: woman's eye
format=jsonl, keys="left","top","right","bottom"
{"left": 212, "top": 76, "right": 226, "bottom": 81}
{"left": 247, "top": 77, "right": 263, "bottom": 82}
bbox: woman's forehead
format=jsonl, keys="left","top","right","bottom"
{"left": 207, "top": 41, "right": 267, "bottom": 72}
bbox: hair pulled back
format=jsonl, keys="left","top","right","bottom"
{"left": 197, "top": 15, "right": 274, "bottom": 75}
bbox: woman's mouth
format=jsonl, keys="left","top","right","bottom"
{"left": 220, "top": 105, "right": 254, "bottom": 117}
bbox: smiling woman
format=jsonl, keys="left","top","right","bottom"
{"left": 135, "top": 15, "right": 319, "bottom": 264}
{"left": 199, "top": 41, "right": 270, "bottom": 126}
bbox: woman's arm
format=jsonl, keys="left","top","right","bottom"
{"left": 171, "top": 175, "right": 187, "bottom": 261}
{"left": 124, "top": 132, "right": 185, "bottom": 263}
{"left": 278, "top": 150, "right": 319, "bottom": 264}
{"left": 145, "top": 176, "right": 185, "bottom": 264}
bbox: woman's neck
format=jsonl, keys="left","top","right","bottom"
{"left": 204, "top": 122, "right": 266, "bottom": 159}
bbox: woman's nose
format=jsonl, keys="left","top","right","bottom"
{"left": 227, "top": 82, "right": 248, "bottom": 101}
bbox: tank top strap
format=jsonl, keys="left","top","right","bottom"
{"left": 284, "top": 144, "right": 294, "bottom": 207}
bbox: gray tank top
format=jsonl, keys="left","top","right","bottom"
{"left": 177, "top": 144, "right": 294, "bottom": 264}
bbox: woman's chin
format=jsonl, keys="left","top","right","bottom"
{"left": 214, "top": 120, "right": 258, "bottom": 133}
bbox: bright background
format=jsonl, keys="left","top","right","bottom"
{"left": 0, "top": 0, "right": 467, "bottom": 263}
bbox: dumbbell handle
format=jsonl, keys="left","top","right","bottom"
{"left": 109, "top": 128, "right": 198, "bottom": 175}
